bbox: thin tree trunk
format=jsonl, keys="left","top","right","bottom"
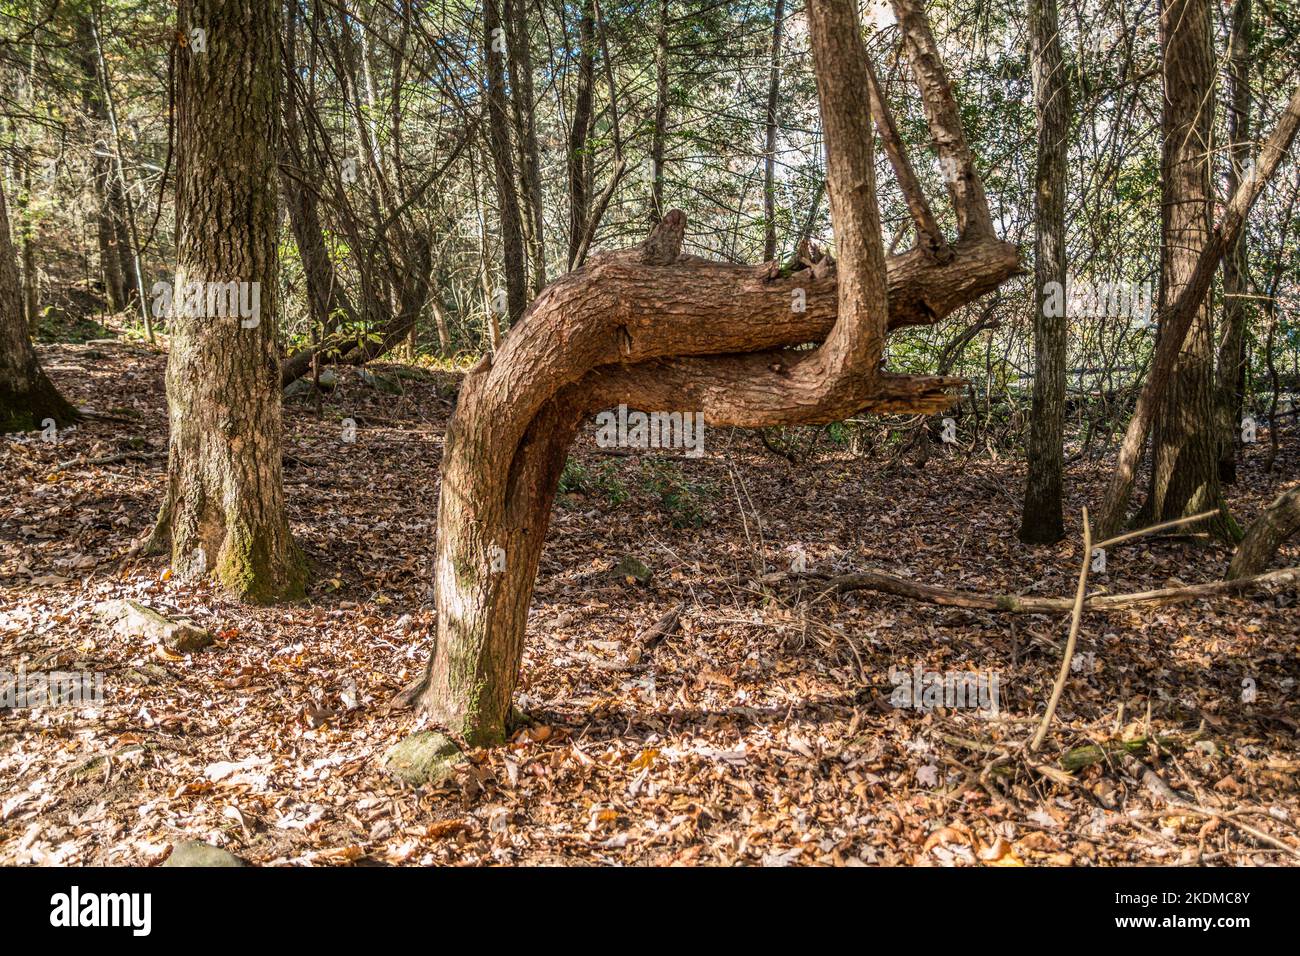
{"left": 19, "top": 159, "right": 38, "bottom": 334}
{"left": 1019, "top": 0, "right": 1070, "bottom": 544}
{"left": 0, "top": 177, "right": 77, "bottom": 433}
{"left": 75, "top": 12, "right": 132, "bottom": 311}
{"left": 762, "top": 0, "right": 785, "bottom": 262}
{"left": 485, "top": 0, "right": 527, "bottom": 324}
{"left": 89, "top": 11, "right": 151, "bottom": 340}
{"left": 431, "top": 298, "right": 450, "bottom": 355}
{"left": 1216, "top": 0, "right": 1252, "bottom": 484}
{"left": 151, "top": 0, "right": 304, "bottom": 603}
{"left": 505, "top": 0, "right": 547, "bottom": 294}
{"left": 566, "top": 0, "right": 595, "bottom": 270}
{"left": 650, "top": 0, "right": 669, "bottom": 222}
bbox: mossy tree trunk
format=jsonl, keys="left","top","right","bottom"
{"left": 151, "top": 0, "right": 305, "bottom": 603}
{"left": 0, "top": 176, "right": 78, "bottom": 434}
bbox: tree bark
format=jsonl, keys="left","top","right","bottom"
{"left": 566, "top": 0, "right": 595, "bottom": 270}
{"left": 1216, "top": 0, "right": 1252, "bottom": 485}
{"left": 1144, "top": 0, "right": 1229, "bottom": 536}
{"left": 151, "top": 0, "right": 304, "bottom": 604}
{"left": 505, "top": 0, "right": 547, "bottom": 294}
{"left": 650, "top": 0, "right": 670, "bottom": 222}
{"left": 762, "top": 0, "right": 785, "bottom": 262}
{"left": 0, "top": 177, "right": 78, "bottom": 433}
{"left": 1019, "top": 0, "right": 1070, "bottom": 544}
{"left": 485, "top": 0, "right": 527, "bottom": 324}
{"left": 412, "top": 0, "right": 1020, "bottom": 747}
{"left": 1230, "top": 485, "right": 1300, "bottom": 578}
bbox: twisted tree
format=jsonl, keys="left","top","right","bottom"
{"left": 408, "top": 0, "right": 1021, "bottom": 746}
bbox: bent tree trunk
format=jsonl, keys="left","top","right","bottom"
{"left": 0, "top": 177, "right": 78, "bottom": 433}
{"left": 1229, "top": 486, "right": 1300, "bottom": 578}
{"left": 151, "top": 0, "right": 304, "bottom": 603}
{"left": 414, "top": 0, "right": 1021, "bottom": 746}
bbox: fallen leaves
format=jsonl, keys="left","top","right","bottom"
{"left": 2, "top": 343, "right": 1299, "bottom": 866}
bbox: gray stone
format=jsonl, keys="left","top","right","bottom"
{"left": 359, "top": 369, "right": 402, "bottom": 394}
{"left": 383, "top": 731, "right": 464, "bottom": 787}
{"left": 95, "top": 600, "right": 213, "bottom": 652}
{"left": 612, "top": 555, "right": 653, "bottom": 585}
{"left": 162, "top": 841, "right": 246, "bottom": 867}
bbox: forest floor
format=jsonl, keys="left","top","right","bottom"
{"left": 2, "top": 337, "right": 1299, "bottom": 866}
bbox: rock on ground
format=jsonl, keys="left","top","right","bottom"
{"left": 95, "top": 599, "right": 212, "bottom": 652}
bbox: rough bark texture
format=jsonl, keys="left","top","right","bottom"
{"left": 1230, "top": 486, "right": 1300, "bottom": 578}
{"left": 154, "top": 0, "right": 304, "bottom": 603}
{"left": 1145, "top": 0, "right": 1230, "bottom": 535}
{"left": 1216, "top": 0, "right": 1252, "bottom": 485}
{"left": 0, "top": 177, "right": 78, "bottom": 434}
{"left": 412, "top": 0, "right": 1021, "bottom": 747}
{"left": 1019, "top": 0, "right": 1070, "bottom": 544}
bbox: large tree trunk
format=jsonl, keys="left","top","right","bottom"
{"left": 0, "top": 178, "right": 78, "bottom": 433}
{"left": 1216, "top": 0, "right": 1252, "bottom": 485}
{"left": 151, "top": 0, "right": 304, "bottom": 604}
{"left": 1230, "top": 485, "right": 1300, "bottom": 578}
{"left": 412, "top": 0, "right": 1021, "bottom": 747}
{"left": 1018, "top": 0, "right": 1070, "bottom": 544}
{"left": 1144, "top": 0, "right": 1231, "bottom": 536}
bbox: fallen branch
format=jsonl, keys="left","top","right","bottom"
{"left": 765, "top": 565, "right": 1300, "bottom": 612}
{"left": 1029, "top": 508, "right": 1092, "bottom": 752}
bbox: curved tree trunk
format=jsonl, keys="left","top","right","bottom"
{"left": 413, "top": 0, "right": 1021, "bottom": 747}
{"left": 0, "top": 177, "right": 78, "bottom": 434}
{"left": 151, "top": 0, "right": 304, "bottom": 604}
{"left": 1229, "top": 486, "right": 1300, "bottom": 579}
{"left": 1019, "top": 0, "right": 1070, "bottom": 544}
